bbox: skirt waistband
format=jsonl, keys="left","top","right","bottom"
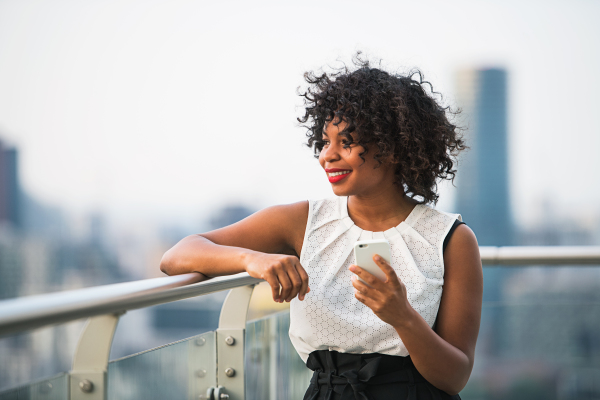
{"left": 305, "top": 350, "right": 428, "bottom": 400}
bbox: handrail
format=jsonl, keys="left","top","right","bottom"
{"left": 1, "top": 246, "right": 599, "bottom": 337}
{"left": 0, "top": 272, "right": 262, "bottom": 336}
{"left": 479, "top": 246, "right": 600, "bottom": 265}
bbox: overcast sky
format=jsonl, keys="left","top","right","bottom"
{"left": 0, "top": 0, "right": 598, "bottom": 229}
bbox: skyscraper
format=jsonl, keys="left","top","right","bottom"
{"left": 0, "top": 139, "right": 21, "bottom": 300}
{"left": 0, "top": 140, "right": 20, "bottom": 228}
{"left": 454, "top": 68, "right": 512, "bottom": 246}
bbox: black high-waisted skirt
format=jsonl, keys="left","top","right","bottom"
{"left": 303, "top": 350, "right": 461, "bottom": 400}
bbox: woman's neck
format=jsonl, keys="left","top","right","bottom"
{"left": 347, "top": 187, "right": 418, "bottom": 232}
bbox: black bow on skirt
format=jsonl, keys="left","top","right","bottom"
{"left": 303, "top": 350, "right": 461, "bottom": 400}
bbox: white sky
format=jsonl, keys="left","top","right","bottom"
{"left": 0, "top": 0, "right": 598, "bottom": 228}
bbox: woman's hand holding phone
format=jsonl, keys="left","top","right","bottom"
{"left": 349, "top": 255, "right": 415, "bottom": 329}
{"left": 244, "top": 253, "right": 310, "bottom": 303}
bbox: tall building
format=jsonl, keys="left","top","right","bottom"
{"left": 0, "top": 140, "right": 22, "bottom": 301}
{"left": 454, "top": 68, "right": 512, "bottom": 246}
{"left": 0, "top": 140, "right": 20, "bottom": 228}
{"left": 454, "top": 68, "right": 513, "bottom": 357}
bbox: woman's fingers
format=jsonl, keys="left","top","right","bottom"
{"left": 275, "top": 265, "right": 293, "bottom": 303}
{"left": 295, "top": 262, "right": 310, "bottom": 301}
{"left": 352, "top": 274, "right": 384, "bottom": 301}
{"left": 279, "top": 257, "right": 310, "bottom": 302}
{"left": 354, "top": 288, "right": 377, "bottom": 309}
{"left": 284, "top": 262, "right": 303, "bottom": 302}
{"left": 263, "top": 271, "right": 282, "bottom": 302}
{"left": 349, "top": 264, "right": 382, "bottom": 289}
{"left": 260, "top": 255, "right": 310, "bottom": 303}
{"left": 351, "top": 275, "right": 370, "bottom": 295}
{"left": 373, "top": 254, "right": 400, "bottom": 286}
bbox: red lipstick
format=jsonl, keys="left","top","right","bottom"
{"left": 325, "top": 168, "right": 352, "bottom": 183}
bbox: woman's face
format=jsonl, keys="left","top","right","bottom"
{"left": 318, "top": 119, "right": 396, "bottom": 197}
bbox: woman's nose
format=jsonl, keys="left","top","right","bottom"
{"left": 321, "top": 143, "right": 341, "bottom": 162}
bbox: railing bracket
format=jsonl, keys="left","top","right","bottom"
{"left": 216, "top": 285, "right": 256, "bottom": 400}
{"left": 69, "top": 313, "right": 121, "bottom": 400}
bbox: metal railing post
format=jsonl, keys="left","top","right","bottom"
{"left": 215, "top": 285, "right": 256, "bottom": 400}
{"left": 189, "top": 331, "right": 217, "bottom": 400}
{"left": 69, "top": 313, "right": 122, "bottom": 400}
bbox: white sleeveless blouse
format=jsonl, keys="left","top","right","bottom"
{"left": 289, "top": 196, "right": 461, "bottom": 362}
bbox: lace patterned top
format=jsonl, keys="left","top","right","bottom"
{"left": 289, "top": 196, "right": 462, "bottom": 362}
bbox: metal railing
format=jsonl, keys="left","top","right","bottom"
{"left": 1, "top": 246, "right": 600, "bottom": 400}
{"left": 478, "top": 246, "right": 600, "bottom": 265}
{"left": 0, "top": 272, "right": 261, "bottom": 336}
{"left": 0, "top": 272, "right": 261, "bottom": 400}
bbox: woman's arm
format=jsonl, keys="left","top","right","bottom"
{"left": 350, "top": 224, "right": 482, "bottom": 395}
{"left": 160, "top": 201, "right": 311, "bottom": 303}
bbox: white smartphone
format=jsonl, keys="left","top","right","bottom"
{"left": 353, "top": 239, "right": 391, "bottom": 283}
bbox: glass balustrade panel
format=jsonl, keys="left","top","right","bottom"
{"left": 246, "top": 311, "right": 312, "bottom": 400}
{"left": 460, "top": 266, "right": 600, "bottom": 400}
{"left": 107, "top": 330, "right": 216, "bottom": 400}
{"left": 0, "top": 374, "right": 68, "bottom": 400}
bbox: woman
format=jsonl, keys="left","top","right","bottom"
{"left": 161, "top": 56, "right": 483, "bottom": 399}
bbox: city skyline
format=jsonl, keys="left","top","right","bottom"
{"left": 0, "top": 0, "right": 598, "bottom": 231}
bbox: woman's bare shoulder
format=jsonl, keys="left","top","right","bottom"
{"left": 265, "top": 200, "right": 310, "bottom": 225}
{"left": 443, "top": 224, "right": 481, "bottom": 292}
{"left": 201, "top": 201, "right": 309, "bottom": 257}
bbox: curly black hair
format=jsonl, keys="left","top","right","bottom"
{"left": 298, "top": 53, "right": 466, "bottom": 204}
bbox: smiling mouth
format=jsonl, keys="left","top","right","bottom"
{"left": 327, "top": 170, "right": 352, "bottom": 183}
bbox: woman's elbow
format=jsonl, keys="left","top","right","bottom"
{"left": 160, "top": 248, "right": 178, "bottom": 276}
{"left": 443, "top": 383, "right": 465, "bottom": 397}
{"left": 160, "top": 235, "right": 199, "bottom": 275}
{"left": 436, "top": 380, "right": 466, "bottom": 397}
{"left": 443, "top": 367, "right": 473, "bottom": 396}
